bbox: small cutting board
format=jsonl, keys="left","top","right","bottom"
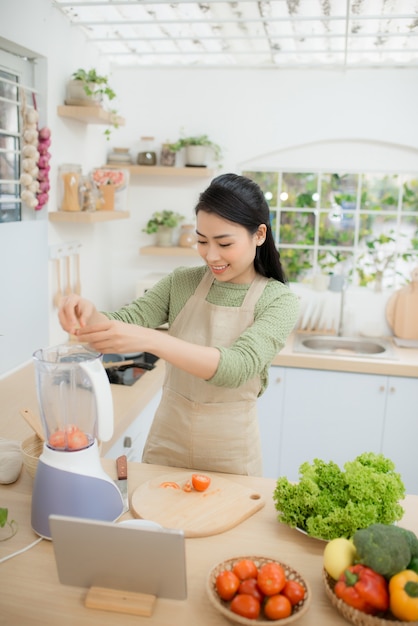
{"left": 131, "top": 471, "right": 265, "bottom": 538}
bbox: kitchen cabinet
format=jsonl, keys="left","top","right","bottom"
{"left": 381, "top": 376, "right": 418, "bottom": 495}
{"left": 277, "top": 368, "right": 386, "bottom": 480}
{"left": 257, "top": 367, "right": 285, "bottom": 479}
{"left": 105, "top": 388, "right": 162, "bottom": 462}
{"left": 258, "top": 366, "right": 418, "bottom": 492}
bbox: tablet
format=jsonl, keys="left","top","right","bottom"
{"left": 49, "top": 514, "right": 187, "bottom": 600}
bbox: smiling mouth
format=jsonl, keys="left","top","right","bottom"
{"left": 210, "top": 264, "right": 228, "bottom": 273}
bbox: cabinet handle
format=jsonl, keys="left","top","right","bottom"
{"left": 123, "top": 436, "right": 132, "bottom": 448}
{"left": 379, "top": 386, "right": 385, "bottom": 392}
{"left": 390, "top": 386, "right": 396, "bottom": 394}
{"left": 276, "top": 377, "right": 282, "bottom": 384}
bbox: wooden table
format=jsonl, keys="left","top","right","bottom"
{"left": 1, "top": 460, "right": 417, "bottom": 626}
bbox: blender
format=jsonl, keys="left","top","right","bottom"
{"left": 31, "top": 344, "right": 124, "bottom": 539}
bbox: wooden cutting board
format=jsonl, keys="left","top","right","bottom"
{"left": 131, "top": 471, "right": 265, "bottom": 538}
{"left": 386, "top": 267, "right": 418, "bottom": 340}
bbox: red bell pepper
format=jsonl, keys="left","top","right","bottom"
{"left": 334, "top": 564, "right": 389, "bottom": 615}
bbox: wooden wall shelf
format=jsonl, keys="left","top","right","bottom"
{"left": 106, "top": 165, "right": 214, "bottom": 178}
{"left": 140, "top": 246, "right": 198, "bottom": 257}
{"left": 49, "top": 211, "right": 130, "bottom": 223}
{"left": 57, "top": 105, "right": 125, "bottom": 126}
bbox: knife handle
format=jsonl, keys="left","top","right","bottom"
{"left": 116, "top": 455, "right": 128, "bottom": 480}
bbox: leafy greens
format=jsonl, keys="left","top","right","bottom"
{"left": 273, "top": 452, "right": 406, "bottom": 540}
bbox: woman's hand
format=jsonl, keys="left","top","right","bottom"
{"left": 74, "top": 319, "right": 149, "bottom": 355}
{"left": 58, "top": 294, "right": 103, "bottom": 335}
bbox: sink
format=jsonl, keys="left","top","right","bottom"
{"left": 292, "top": 333, "right": 397, "bottom": 360}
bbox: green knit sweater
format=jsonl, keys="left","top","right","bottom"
{"left": 105, "top": 266, "right": 300, "bottom": 395}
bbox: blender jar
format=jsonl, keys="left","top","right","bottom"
{"left": 33, "top": 344, "right": 110, "bottom": 451}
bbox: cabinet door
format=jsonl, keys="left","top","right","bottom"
{"left": 257, "top": 367, "right": 285, "bottom": 478}
{"left": 279, "top": 368, "right": 387, "bottom": 481}
{"left": 381, "top": 376, "right": 418, "bottom": 495}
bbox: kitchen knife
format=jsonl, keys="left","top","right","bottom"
{"left": 116, "top": 455, "right": 129, "bottom": 513}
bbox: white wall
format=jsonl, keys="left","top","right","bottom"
{"left": 1, "top": 0, "right": 418, "bottom": 371}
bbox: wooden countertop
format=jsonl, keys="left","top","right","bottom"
{"left": 1, "top": 460, "right": 418, "bottom": 625}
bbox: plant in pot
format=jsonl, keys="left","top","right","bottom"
{"left": 143, "top": 210, "right": 185, "bottom": 247}
{"left": 65, "top": 68, "right": 119, "bottom": 139}
{"left": 168, "top": 134, "right": 223, "bottom": 167}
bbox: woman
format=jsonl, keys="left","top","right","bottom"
{"left": 58, "top": 173, "right": 299, "bottom": 476}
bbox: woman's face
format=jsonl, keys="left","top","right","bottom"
{"left": 196, "top": 211, "right": 266, "bottom": 284}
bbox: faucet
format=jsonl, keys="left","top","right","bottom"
{"left": 328, "top": 275, "right": 347, "bottom": 336}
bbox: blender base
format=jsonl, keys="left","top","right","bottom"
{"left": 32, "top": 458, "right": 124, "bottom": 539}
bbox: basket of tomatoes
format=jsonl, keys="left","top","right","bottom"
{"left": 206, "top": 556, "right": 311, "bottom": 625}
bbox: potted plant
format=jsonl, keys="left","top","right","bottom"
{"left": 66, "top": 68, "right": 116, "bottom": 106}
{"left": 143, "top": 210, "right": 185, "bottom": 246}
{"left": 168, "top": 134, "right": 222, "bottom": 167}
{"left": 65, "top": 68, "right": 119, "bottom": 139}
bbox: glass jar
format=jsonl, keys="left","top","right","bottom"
{"left": 137, "top": 136, "right": 157, "bottom": 166}
{"left": 58, "top": 164, "right": 82, "bottom": 212}
{"left": 160, "top": 143, "right": 176, "bottom": 167}
{"left": 179, "top": 224, "right": 197, "bottom": 248}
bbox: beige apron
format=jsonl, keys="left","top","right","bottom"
{"left": 142, "top": 270, "right": 268, "bottom": 476}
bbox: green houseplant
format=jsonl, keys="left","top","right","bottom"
{"left": 68, "top": 68, "right": 116, "bottom": 103}
{"left": 168, "top": 134, "right": 223, "bottom": 166}
{"left": 66, "top": 68, "right": 119, "bottom": 139}
{"left": 143, "top": 210, "right": 185, "bottom": 246}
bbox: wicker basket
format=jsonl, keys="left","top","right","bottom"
{"left": 323, "top": 569, "right": 411, "bottom": 626}
{"left": 207, "top": 556, "right": 311, "bottom": 625}
{"left": 20, "top": 434, "right": 44, "bottom": 479}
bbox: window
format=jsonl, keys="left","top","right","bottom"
{"left": 0, "top": 68, "right": 21, "bottom": 222}
{"left": 243, "top": 169, "right": 418, "bottom": 289}
{"left": 0, "top": 50, "right": 36, "bottom": 223}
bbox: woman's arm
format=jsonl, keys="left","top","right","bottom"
{"left": 74, "top": 320, "right": 221, "bottom": 380}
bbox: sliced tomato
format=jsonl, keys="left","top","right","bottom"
{"left": 182, "top": 480, "right": 192, "bottom": 492}
{"left": 159, "top": 481, "right": 181, "bottom": 489}
{"left": 191, "top": 473, "right": 211, "bottom": 492}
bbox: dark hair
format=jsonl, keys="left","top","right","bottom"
{"left": 195, "top": 173, "right": 286, "bottom": 283}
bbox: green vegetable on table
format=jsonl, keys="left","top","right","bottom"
{"left": 353, "top": 524, "right": 412, "bottom": 579}
{"left": 273, "top": 452, "right": 405, "bottom": 540}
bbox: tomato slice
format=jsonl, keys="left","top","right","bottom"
{"left": 159, "top": 481, "right": 181, "bottom": 489}
{"left": 191, "top": 473, "right": 211, "bottom": 492}
{"left": 182, "top": 480, "right": 192, "bottom": 492}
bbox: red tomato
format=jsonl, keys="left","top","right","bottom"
{"left": 281, "top": 579, "right": 306, "bottom": 605}
{"left": 264, "top": 594, "right": 292, "bottom": 620}
{"left": 238, "top": 578, "right": 264, "bottom": 603}
{"left": 191, "top": 473, "right": 211, "bottom": 492}
{"left": 182, "top": 480, "right": 192, "bottom": 492}
{"left": 48, "top": 430, "right": 66, "bottom": 448}
{"left": 215, "top": 570, "right": 240, "bottom": 601}
{"left": 67, "top": 429, "right": 89, "bottom": 450}
{"left": 230, "top": 594, "right": 260, "bottom": 619}
{"left": 257, "top": 562, "right": 286, "bottom": 596}
{"left": 233, "top": 559, "right": 258, "bottom": 581}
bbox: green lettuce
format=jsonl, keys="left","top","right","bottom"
{"left": 273, "top": 452, "right": 406, "bottom": 540}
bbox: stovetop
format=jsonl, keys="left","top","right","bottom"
{"left": 103, "top": 352, "right": 159, "bottom": 386}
